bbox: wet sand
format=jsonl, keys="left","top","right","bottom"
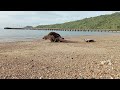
{"left": 0, "top": 34, "right": 120, "bottom": 79}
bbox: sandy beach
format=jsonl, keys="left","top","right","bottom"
{"left": 0, "top": 34, "right": 120, "bottom": 79}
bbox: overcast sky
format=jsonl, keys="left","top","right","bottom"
{"left": 0, "top": 11, "right": 119, "bottom": 28}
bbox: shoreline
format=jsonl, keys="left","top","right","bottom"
{"left": 0, "top": 34, "right": 120, "bottom": 79}
{"left": 0, "top": 33, "right": 119, "bottom": 43}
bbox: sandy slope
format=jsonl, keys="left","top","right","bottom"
{"left": 0, "top": 34, "right": 120, "bottom": 79}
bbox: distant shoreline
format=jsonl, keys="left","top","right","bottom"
{"left": 4, "top": 27, "right": 120, "bottom": 32}
{"left": 0, "top": 34, "right": 119, "bottom": 43}
{"left": 1, "top": 28, "right": 119, "bottom": 43}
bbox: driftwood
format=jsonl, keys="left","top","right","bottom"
{"left": 84, "top": 39, "right": 96, "bottom": 42}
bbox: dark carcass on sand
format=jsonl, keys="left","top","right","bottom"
{"left": 43, "top": 32, "right": 65, "bottom": 42}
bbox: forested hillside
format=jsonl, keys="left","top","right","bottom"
{"left": 36, "top": 12, "right": 120, "bottom": 30}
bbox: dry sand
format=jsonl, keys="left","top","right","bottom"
{"left": 0, "top": 34, "right": 120, "bottom": 79}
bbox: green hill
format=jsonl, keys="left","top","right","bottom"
{"left": 35, "top": 12, "right": 120, "bottom": 30}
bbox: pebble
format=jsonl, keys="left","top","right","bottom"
{"left": 91, "top": 78, "right": 96, "bottom": 79}
{"left": 100, "top": 61, "right": 106, "bottom": 65}
{"left": 31, "top": 65, "right": 34, "bottom": 68}
{"left": 39, "top": 76, "right": 43, "bottom": 79}
{"left": 99, "top": 76, "right": 113, "bottom": 79}
{"left": 111, "top": 67, "right": 114, "bottom": 70}
{"left": 79, "top": 76, "right": 85, "bottom": 79}
{"left": 100, "top": 60, "right": 112, "bottom": 65}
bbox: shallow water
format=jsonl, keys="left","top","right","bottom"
{"left": 0, "top": 29, "right": 119, "bottom": 42}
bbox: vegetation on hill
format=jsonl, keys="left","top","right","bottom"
{"left": 35, "top": 12, "right": 120, "bottom": 30}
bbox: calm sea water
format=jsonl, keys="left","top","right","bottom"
{"left": 0, "top": 29, "right": 119, "bottom": 42}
